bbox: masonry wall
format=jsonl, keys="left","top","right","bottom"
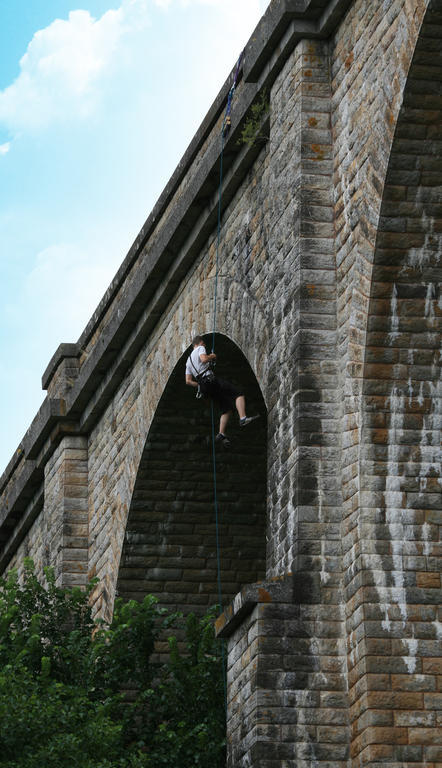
{"left": 86, "top": 138, "right": 271, "bottom": 619}
{"left": 1, "top": 1, "right": 441, "bottom": 766}
{"left": 261, "top": 37, "right": 350, "bottom": 767}
{"left": 353, "top": 8, "right": 442, "bottom": 764}
{"left": 331, "top": 1, "right": 442, "bottom": 764}
{"left": 7, "top": 437, "right": 88, "bottom": 587}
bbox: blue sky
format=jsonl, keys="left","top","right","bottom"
{"left": 0, "top": 0, "right": 269, "bottom": 472}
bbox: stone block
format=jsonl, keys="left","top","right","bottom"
{"left": 416, "top": 572, "right": 441, "bottom": 588}
{"left": 394, "top": 710, "right": 436, "bottom": 727}
{"left": 423, "top": 659, "right": 442, "bottom": 675}
{"left": 409, "top": 727, "right": 442, "bottom": 745}
{"left": 424, "top": 693, "right": 442, "bottom": 710}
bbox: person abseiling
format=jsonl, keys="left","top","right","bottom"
{"left": 185, "top": 335, "right": 259, "bottom": 447}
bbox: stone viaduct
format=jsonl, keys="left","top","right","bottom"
{"left": 1, "top": 0, "right": 441, "bottom": 765}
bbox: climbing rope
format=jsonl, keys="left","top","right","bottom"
{"left": 209, "top": 49, "right": 244, "bottom": 714}
{"left": 211, "top": 49, "right": 244, "bottom": 354}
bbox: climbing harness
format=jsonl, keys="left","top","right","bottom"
{"left": 187, "top": 352, "right": 215, "bottom": 396}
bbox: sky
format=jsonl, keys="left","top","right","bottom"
{"left": 0, "top": 0, "right": 270, "bottom": 473}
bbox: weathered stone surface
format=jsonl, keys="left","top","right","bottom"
{"left": 0, "top": 0, "right": 441, "bottom": 765}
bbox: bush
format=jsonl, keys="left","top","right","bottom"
{"left": 0, "top": 560, "right": 226, "bottom": 768}
{"left": 238, "top": 90, "right": 270, "bottom": 146}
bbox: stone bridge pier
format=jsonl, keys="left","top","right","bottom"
{"left": 1, "top": 1, "right": 441, "bottom": 766}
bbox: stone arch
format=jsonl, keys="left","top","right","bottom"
{"left": 361, "top": 0, "right": 441, "bottom": 530}
{"left": 89, "top": 268, "right": 269, "bottom": 620}
{"left": 115, "top": 332, "right": 268, "bottom": 614}
{"left": 335, "top": 0, "right": 432, "bottom": 515}
{"left": 348, "top": 4, "right": 442, "bottom": 762}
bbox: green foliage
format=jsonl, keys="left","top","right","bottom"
{"left": 0, "top": 667, "right": 123, "bottom": 768}
{"left": 0, "top": 561, "right": 226, "bottom": 768}
{"left": 238, "top": 90, "right": 270, "bottom": 146}
{"left": 0, "top": 559, "right": 96, "bottom": 686}
{"left": 143, "top": 611, "right": 226, "bottom": 767}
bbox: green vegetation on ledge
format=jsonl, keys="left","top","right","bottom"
{"left": 238, "top": 90, "right": 270, "bottom": 146}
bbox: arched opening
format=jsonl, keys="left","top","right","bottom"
{"left": 116, "top": 333, "right": 267, "bottom": 615}
{"left": 362, "top": 1, "right": 441, "bottom": 568}
{"left": 351, "top": 5, "right": 441, "bottom": 763}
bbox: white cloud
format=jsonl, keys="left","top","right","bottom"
{"left": 0, "top": 0, "right": 270, "bottom": 137}
{"left": 0, "top": 142, "right": 10, "bottom": 155}
{"left": 0, "top": 0, "right": 150, "bottom": 134}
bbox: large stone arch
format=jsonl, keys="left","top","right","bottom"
{"left": 87, "top": 273, "right": 269, "bottom": 620}
{"left": 333, "top": 0, "right": 432, "bottom": 522}
{"left": 346, "top": 4, "right": 442, "bottom": 763}
{"left": 115, "top": 332, "right": 268, "bottom": 616}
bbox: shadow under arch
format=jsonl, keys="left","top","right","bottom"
{"left": 116, "top": 333, "right": 268, "bottom": 614}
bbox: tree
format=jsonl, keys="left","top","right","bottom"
{"left": 0, "top": 560, "right": 226, "bottom": 768}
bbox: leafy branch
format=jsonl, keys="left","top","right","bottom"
{"left": 238, "top": 90, "right": 270, "bottom": 146}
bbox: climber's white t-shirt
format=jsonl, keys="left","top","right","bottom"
{"left": 185, "top": 346, "right": 210, "bottom": 378}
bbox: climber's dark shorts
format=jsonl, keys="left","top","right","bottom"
{"left": 199, "top": 375, "right": 243, "bottom": 415}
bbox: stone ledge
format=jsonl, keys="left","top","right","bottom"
{"left": 41, "top": 343, "right": 81, "bottom": 391}
{"left": 215, "top": 574, "right": 295, "bottom": 638}
{"left": 244, "top": 0, "right": 353, "bottom": 82}
{"left": 22, "top": 398, "right": 67, "bottom": 459}
{"left": 0, "top": 460, "right": 41, "bottom": 528}
{"left": 0, "top": 399, "right": 79, "bottom": 531}
{"left": 0, "top": 486, "right": 44, "bottom": 572}
{"left": 0, "top": 450, "right": 24, "bottom": 499}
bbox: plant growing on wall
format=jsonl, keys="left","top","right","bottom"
{"left": 0, "top": 560, "right": 226, "bottom": 768}
{"left": 238, "top": 90, "right": 270, "bottom": 146}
